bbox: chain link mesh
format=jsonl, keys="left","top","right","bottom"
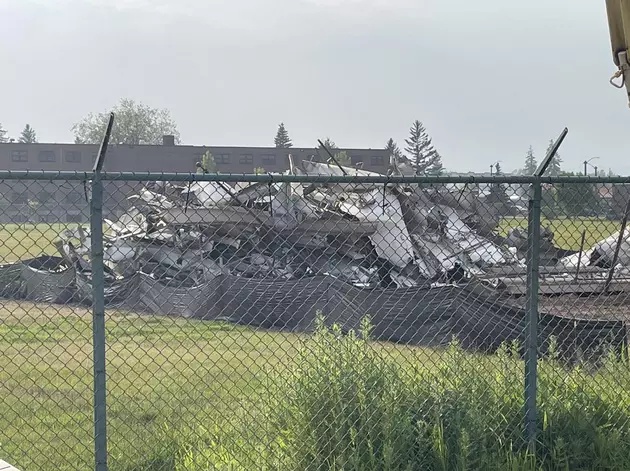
{"left": 0, "top": 175, "right": 628, "bottom": 470}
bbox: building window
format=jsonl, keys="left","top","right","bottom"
{"left": 216, "top": 154, "right": 230, "bottom": 164}
{"left": 351, "top": 155, "right": 364, "bottom": 165}
{"left": 240, "top": 154, "right": 253, "bottom": 164}
{"left": 11, "top": 150, "right": 28, "bottom": 162}
{"left": 11, "top": 192, "right": 28, "bottom": 204}
{"left": 261, "top": 154, "right": 276, "bottom": 165}
{"left": 65, "top": 150, "right": 82, "bottom": 162}
{"left": 38, "top": 150, "right": 56, "bottom": 162}
{"left": 371, "top": 155, "right": 385, "bottom": 165}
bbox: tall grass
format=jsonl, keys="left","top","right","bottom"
{"left": 157, "top": 316, "right": 630, "bottom": 471}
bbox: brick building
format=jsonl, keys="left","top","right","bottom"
{"left": 0, "top": 139, "right": 388, "bottom": 222}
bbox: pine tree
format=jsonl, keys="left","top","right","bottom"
{"left": 334, "top": 151, "right": 351, "bottom": 167}
{"left": 385, "top": 138, "right": 403, "bottom": 161}
{"left": 0, "top": 123, "right": 7, "bottom": 143}
{"left": 427, "top": 153, "right": 444, "bottom": 175}
{"left": 196, "top": 151, "right": 217, "bottom": 173}
{"left": 322, "top": 137, "right": 338, "bottom": 150}
{"left": 19, "top": 124, "right": 38, "bottom": 143}
{"left": 274, "top": 122, "right": 292, "bottom": 148}
{"left": 545, "top": 139, "right": 562, "bottom": 176}
{"left": 403, "top": 120, "right": 442, "bottom": 175}
{"left": 523, "top": 146, "right": 538, "bottom": 175}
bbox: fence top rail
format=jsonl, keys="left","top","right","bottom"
{"left": 0, "top": 170, "right": 630, "bottom": 184}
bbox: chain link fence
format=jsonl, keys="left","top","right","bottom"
{"left": 0, "top": 171, "right": 629, "bottom": 470}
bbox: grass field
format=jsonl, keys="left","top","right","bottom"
{"left": 1, "top": 220, "right": 630, "bottom": 469}
{"left": 0, "top": 301, "right": 440, "bottom": 471}
{"left": 0, "top": 300, "right": 300, "bottom": 470}
{"left": 0, "top": 224, "right": 77, "bottom": 263}
{"left": 1, "top": 301, "right": 629, "bottom": 470}
{"left": 497, "top": 216, "right": 621, "bottom": 251}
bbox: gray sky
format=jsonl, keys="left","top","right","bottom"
{"left": 0, "top": 0, "right": 628, "bottom": 174}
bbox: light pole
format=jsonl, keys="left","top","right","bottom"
{"left": 584, "top": 157, "right": 600, "bottom": 176}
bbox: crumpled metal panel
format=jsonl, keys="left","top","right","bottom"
{"left": 20, "top": 256, "right": 75, "bottom": 304}
{"left": 138, "top": 272, "right": 219, "bottom": 319}
{"left": 0, "top": 262, "right": 24, "bottom": 299}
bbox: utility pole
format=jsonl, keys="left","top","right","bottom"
{"left": 490, "top": 163, "right": 494, "bottom": 176}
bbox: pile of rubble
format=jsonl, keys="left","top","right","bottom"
{"left": 0, "top": 158, "right": 625, "bottom": 359}
{"left": 73, "top": 159, "right": 528, "bottom": 292}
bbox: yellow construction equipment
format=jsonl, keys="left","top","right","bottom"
{"left": 606, "top": 0, "right": 630, "bottom": 106}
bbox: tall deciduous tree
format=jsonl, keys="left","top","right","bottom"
{"left": 19, "top": 124, "right": 38, "bottom": 143}
{"left": 274, "top": 123, "right": 292, "bottom": 148}
{"left": 403, "top": 120, "right": 442, "bottom": 175}
{"left": 545, "top": 139, "right": 562, "bottom": 176}
{"left": 0, "top": 123, "right": 7, "bottom": 143}
{"left": 523, "top": 145, "right": 538, "bottom": 175}
{"left": 71, "top": 98, "right": 180, "bottom": 145}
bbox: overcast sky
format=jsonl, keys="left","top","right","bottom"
{"left": 0, "top": 0, "right": 628, "bottom": 174}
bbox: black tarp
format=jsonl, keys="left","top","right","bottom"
{"left": 138, "top": 272, "right": 218, "bottom": 319}
{"left": 75, "top": 270, "right": 140, "bottom": 308}
{"left": 208, "top": 276, "right": 626, "bottom": 360}
{"left": 216, "top": 275, "right": 330, "bottom": 330}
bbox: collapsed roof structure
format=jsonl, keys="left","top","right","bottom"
{"left": 0, "top": 156, "right": 626, "bottom": 361}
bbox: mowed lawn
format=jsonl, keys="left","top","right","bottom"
{"left": 0, "top": 300, "right": 440, "bottom": 471}
{"left": 0, "top": 223, "right": 76, "bottom": 262}
{"left": 498, "top": 217, "right": 621, "bottom": 251}
{"left": 0, "top": 300, "right": 302, "bottom": 470}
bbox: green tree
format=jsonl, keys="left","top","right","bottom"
{"left": 427, "top": 153, "right": 444, "bottom": 175}
{"left": 333, "top": 151, "right": 351, "bottom": 167}
{"left": 274, "top": 123, "right": 292, "bottom": 148}
{"left": 555, "top": 171, "right": 600, "bottom": 217}
{"left": 385, "top": 138, "right": 403, "bottom": 161}
{"left": 254, "top": 167, "right": 266, "bottom": 174}
{"left": 494, "top": 162, "right": 503, "bottom": 175}
{"left": 545, "top": 139, "right": 562, "bottom": 176}
{"left": 0, "top": 123, "right": 7, "bottom": 143}
{"left": 71, "top": 98, "right": 180, "bottom": 145}
{"left": 523, "top": 145, "right": 537, "bottom": 175}
{"left": 321, "top": 137, "right": 338, "bottom": 150}
{"left": 19, "top": 124, "right": 38, "bottom": 143}
{"left": 404, "top": 120, "right": 442, "bottom": 175}
{"left": 196, "top": 151, "right": 217, "bottom": 173}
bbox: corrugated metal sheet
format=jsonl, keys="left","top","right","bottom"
{"left": 139, "top": 272, "right": 218, "bottom": 319}
{"left": 0, "top": 262, "right": 24, "bottom": 298}
{"left": 20, "top": 256, "right": 75, "bottom": 304}
{"left": 75, "top": 271, "right": 140, "bottom": 308}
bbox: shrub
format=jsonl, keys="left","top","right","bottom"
{"left": 170, "top": 316, "right": 630, "bottom": 470}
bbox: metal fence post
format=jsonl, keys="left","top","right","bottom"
{"left": 91, "top": 113, "right": 114, "bottom": 471}
{"left": 524, "top": 177, "right": 542, "bottom": 453}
